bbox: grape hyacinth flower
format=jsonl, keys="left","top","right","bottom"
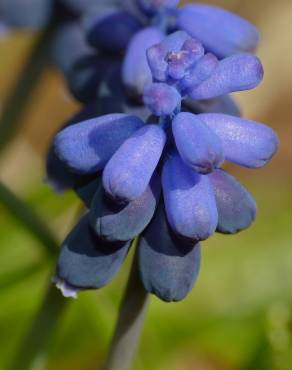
{"left": 48, "top": 1, "right": 278, "bottom": 304}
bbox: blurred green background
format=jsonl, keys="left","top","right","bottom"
{"left": 0, "top": 1, "right": 292, "bottom": 369}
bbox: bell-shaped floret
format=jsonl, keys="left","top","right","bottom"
{"left": 198, "top": 113, "right": 279, "bottom": 168}
{"left": 162, "top": 154, "right": 218, "bottom": 241}
{"left": 122, "top": 27, "right": 165, "bottom": 96}
{"left": 103, "top": 124, "right": 166, "bottom": 202}
{"left": 177, "top": 4, "right": 259, "bottom": 58}
{"left": 90, "top": 174, "right": 161, "bottom": 242}
{"left": 56, "top": 214, "right": 130, "bottom": 290}
{"left": 173, "top": 112, "right": 224, "bottom": 174}
{"left": 209, "top": 170, "right": 257, "bottom": 234}
{"left": 54, "top": 114, "right": 144, "bottom": 174}
{"left": 143, "top": 83, "right": 181, "bottom": 116}
{"left": 84, "top": 6, "right": 142, "bottom": 53}
{"left": 188, "top": 54, "right": 263, "bottom": 100}
{"left": 138, "top": 203, "right": 201, "bottom": 302}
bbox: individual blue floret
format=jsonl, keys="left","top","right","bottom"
{"left": 177, "top": 3, "right": 260, "bottom": 58}
{"left": 162, "top": 154, "right": 218, "bottom": 241}
{"left": 138, "top": 203, "right": 201, "bottom": 302}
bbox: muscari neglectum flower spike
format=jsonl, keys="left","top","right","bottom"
{"left": 50, "top": 1, "right": 278, "bottom": 306}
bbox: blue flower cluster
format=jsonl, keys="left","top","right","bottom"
{"left": 44, "top": 1, "right": 278, "bottom": 301}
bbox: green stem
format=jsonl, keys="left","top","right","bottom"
{"left": 103, "top": 248, "right": 149, "bottom": 370}
{"left": 9, "top": 281, "right": 68, "bottom": 370}
{"left": 0, "top": 20, "right": 57, "bottom": 154}
{"left": 0, "top": 181, "right": 59, "bottom": 256}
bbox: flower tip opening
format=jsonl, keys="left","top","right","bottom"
{"left": 53, "top": 276, "right": 80, "bottom": 299}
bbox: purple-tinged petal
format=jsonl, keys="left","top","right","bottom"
{"left": 162, "top": 155, "right": 218, "bottom": 241}
{"left": 146, "top": 30, "right": 190, "bottom": 82}
{"left": 178, "top": 53, "right": 218, "bottom": 94}
{"left": 177, "top": 4, "right": 260, "bottom": 58}
{"left": 122, "top": 27, "right": 165, "bottom": 96}
{"left": 198, "top": 113, "right": 279, "bottom": 168}
{"left": 143, "top": 83, "right": 181, "bottom": 116}
{"left": 90, "top": 174, "right": 161, "bottom": 242}
{"left": 138, "top": 203, "right": 201, "bottom": 302}
{"left": 56, "top": 214, "right": 130, "bottom": 290}
{"left": 189, "top": 54, "right": 264, "bottom": 100}
{"left": 172, "top": 112, "right": 224, "bottom": 174}
{"left": 84, "top": 6, "right": 142, "bottom": 53}
{"left": 209, "top": 170, "right": 257, "bottom": 234}
{"left": 54, "top": 114, "right": 144, "bottom": 174}
{"left": 103, "top": 124, "right": 166, "bottom": 202}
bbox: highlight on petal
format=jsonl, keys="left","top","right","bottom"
{"left": 103, "top": 124, "right": 166, "bottom": 202}
{"left": 54, "top": 114, "right": 144, "bottom": 174}
{"left": 90, "top": 174, "right": 161, "bottom": 242}
{"left": 84, "top": 6, "right": 142, "bottom": 52}
{"left": 172, "top": 112, "right": 224, "bottom": 174}
{"left": 138, "top": 203, "right": 201, "bottom": 302}
{"left": 177, "top": 4, "right": 260, "bottom": 58}
{"left": 53, "top": 276, "right": 80, "bottom": 299}
{"left": 198, "top": 113, "right": 279, "bottom": 168}
{"left": 162, "top": 154, "right": 218, "bottom": 241}
{"left": 189, "top": 54, "right": 264, "bottom": 100}
{"left": 143, "top": 83, "right": 181, "bottom": 116}
{"left": 122, "top": 27, "right": 165, "bottom": 97}
{"left": 56, "top": 214, "right": 130, "bottom": 290}
{"left": 209, "top": 170, "right": 257, "bottom": 234}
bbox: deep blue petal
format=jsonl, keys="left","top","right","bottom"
{"left": 103, "top": 124, "right": 166, "bottom": 202}
{"left": 138, "top": 204, "right": 201, "bottom": 302}
{"left": 57, "top": 214, "right": 130, "bottom": 289}
{"left": 122, "top": 27, "right": 165, "bottom": 96}
{"left": 89, "top": 173, "right": 161, "bottom": 242}
{"left": 162, "top": 154, "right": 218, "bottom": 241}
{"left": 172, "top": 112, "right": 224, "bottom": 174}
{"left": 177, "top": 4, "right": 260, "bottom": 58}
{"left": 189, "top": 54, "right": 263, "bottom": 100}
{"left": 209, "top": 170, "right": 257, "bottom": 234}
{"left": 198, "top": 113, "right": 279, "bottom": 168}
{"left": 54, "top": 114, "right": 144, "bottom": 174}
{"left": 84, "top": 6, "right": 142, "bottom": 53}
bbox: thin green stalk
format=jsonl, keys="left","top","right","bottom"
{"left": 0, "top": 182, "right": 59, "bottom": 256}
{"left": 103, "top": 247, "right": 149, "bottom": 370}
{"left": 0, "top": 20, "right": 57, "bottom": 154}
{"left": 9, "top": 281, "right": 68, "bottom": 370}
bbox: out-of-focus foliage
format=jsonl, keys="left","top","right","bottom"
{"left": 0, "top": 1, "right": 292, "bottom": 370}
